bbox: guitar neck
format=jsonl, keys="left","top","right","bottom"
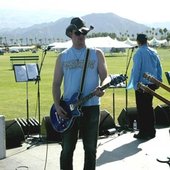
{"left": 100, "top": 82, "right": 111, "bottom": 91}
{"left": 144, "top": 73, "right": 170, "bottom": 92}
{"left": 76, "top": 92, "right": 95, "bottom": 107}
{"left": 138, "top": 83, "right": 170, "bottom": 106}
{"left": 75, "top": 82, "right": 111, "bottom": 107}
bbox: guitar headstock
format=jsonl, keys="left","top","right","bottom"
{"left": 109, "top": 74, "right": 127, "bottom": 86}
{"left": 143, "top": 72, "right": 152, "bottom": 79}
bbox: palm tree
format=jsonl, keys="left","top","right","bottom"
{"left": 19, "top": 38, "right": 23, "bottom": 45}
{"left": 159, "top": 29, "right": 163, "bottom": 39}
{"left": 0, "top": 37, "right": 3, "bottom": 45}
{"left": 163, "top": 28, "right": 168, "bottom": 39}
{"left": 29, "top": 38, "right": 33, "bottom": 45}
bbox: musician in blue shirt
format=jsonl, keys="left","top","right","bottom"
{"left": 128, "top": 33, "right": 162, "bottom": 140}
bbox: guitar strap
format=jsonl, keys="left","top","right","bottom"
{"left": 78, "top": 48, "right": 90, "bottom": 99}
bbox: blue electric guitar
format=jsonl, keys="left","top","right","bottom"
{"left": 50, "top": 74, "right": 127, "bottom": 133}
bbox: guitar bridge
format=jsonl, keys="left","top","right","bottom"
{"left": 69, "top": 104, "right": 75, "bottom": 111}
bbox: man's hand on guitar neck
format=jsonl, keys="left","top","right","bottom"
{"left": 94, "top": 86, "right": 105, "bottom": 97}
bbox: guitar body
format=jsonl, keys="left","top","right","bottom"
{"left": 50, "top": 74, "right": 127, "bottom": 133}
{"left": 50, "top": 92, "right": 82, "bottom": 133}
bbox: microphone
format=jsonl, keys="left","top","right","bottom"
{"left": 90, "top": 25, "right": 94, "bottom": 30}
{"left": 131, "top": 45, "right": 138, "bottom": 52}
{"left": 132, "top": 45, "right": 138, "bottom": 49}
{"left": 44, "top": 45, "right": 55, "bottom": 51}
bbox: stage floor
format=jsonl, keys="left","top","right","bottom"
{"left": 0, "top": 127, "right": 170, "bottom": 170}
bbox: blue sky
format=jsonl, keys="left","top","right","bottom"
{"left": 0, "top": 0, "right": 170, "bottom": 28}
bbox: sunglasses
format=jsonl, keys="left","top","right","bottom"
{"left": 74, "top": 31, "right": 87, "bottom": 36}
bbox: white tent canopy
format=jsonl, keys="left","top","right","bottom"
{"left": 148, "top": 37, "right": 167, "bottom": 46}
{"left": 50, "top": 36, "right": 132, "bottom": 51}
{"left": 9, "top": 45, "right": 36, "bottom": 52}
{"left": 85, "top": 36, "right": 132, "bottom": 48}
{"left": 50, "top": 41, "right": 72, "bottom": 49}
{"left": 124, "top": 38, "right": 137, "bottom": 47}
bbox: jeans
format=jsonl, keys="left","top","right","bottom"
{"left": 60, "top": 105, "right": 100, "bottom": 170}
{"left": 135, "top": 84, "right": 157, "bottom": 135}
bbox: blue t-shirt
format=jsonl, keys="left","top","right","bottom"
{"left": 60, "top": 47, "right": 100, "bottom": 106}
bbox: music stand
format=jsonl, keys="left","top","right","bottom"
{"left": 13, "top": 63, "right": 39, "bottom": 137}
{"left": 165, "top": 71, "right": 170, "bottom": 85}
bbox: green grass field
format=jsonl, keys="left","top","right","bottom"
{"left": 0, "top": 48, "right": 170, "bottom": 124}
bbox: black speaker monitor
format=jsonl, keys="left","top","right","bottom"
{"left": 154, "top": 104, "right": 170, "bottom": 126}
{"left": 99, "top": 110, "right": 115, "bottom": 136}
{"left": 41, "top": 116, "right": 61, "bottom": 142}
{"left": 5, "top": 119, "right": 25, "bottom": 149}
{"left": 118, "top": 107, "right": 138, "bottom": 128}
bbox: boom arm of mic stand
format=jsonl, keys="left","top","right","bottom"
{"left": 125, "top": 47, "right": 135, "bottom": 76}
{"left": 35, "top": 49, "right": 47, "bottom": 84}
{"left": 39, "top": 50, "right": 47, "bottom": 74}
{"left": 124, "top": 48, "right": 135, "bottom": 130}
{"left": 35, "top": 50, "right": 48, "bottom": 133}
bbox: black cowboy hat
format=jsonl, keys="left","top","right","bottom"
{"left": 66, "top": 17, "right": 94, "bottom": 38}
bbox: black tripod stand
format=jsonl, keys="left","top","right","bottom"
{"left": 26, "top": 47, "right": 51, "bottom": 149}
{"left": 123, "top": 47, "right": 136, "bottom": 130}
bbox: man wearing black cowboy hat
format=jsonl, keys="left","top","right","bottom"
{"left": 66, "top": 17, "right": 94, "bottom": 38}
{"left": 128, "top": 33, "right": 162, "bottom": 140}
{"left": 52, "top": 17, "right": 108, "bottom": 170}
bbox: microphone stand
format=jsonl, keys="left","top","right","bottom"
{"left": 124, "top": 47, "right": 135, "bottom": 130}
{"left": 27, "top": 47, "right": 49, "bottom": 149}
{"left": 36, "top": 48, "right": 49, "bottom": 128}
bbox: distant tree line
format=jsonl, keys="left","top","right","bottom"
{"left": 87, "top": 27, "right": 170, "bottom": 41}
{"left": 0, "top": 27, "right": 170, "bottom": 47}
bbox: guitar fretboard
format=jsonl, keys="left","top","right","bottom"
{"left": 74, "top": 82, "right": 111, "bottom": 108}
{"left": 72, "top": 74, "right": 126, "bottom": 108}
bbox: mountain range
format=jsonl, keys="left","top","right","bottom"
{"left": 0, "top": 12, "right": 167, "bottom": 41}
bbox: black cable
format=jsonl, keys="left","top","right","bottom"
{"left": 15, "top": 166, "right": 29, "bottom": 170}
{"left": 156, "top": 157, "right": 170, "bottom": 167}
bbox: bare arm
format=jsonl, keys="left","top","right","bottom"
{"left": 52, "top": 54, "right": 67, "bottom": 118}
{"left": 95, "top": 49, "right": 108, "bottom": 97}
{"left": 96, "top": 49, "right": 108, "bottom": 84}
